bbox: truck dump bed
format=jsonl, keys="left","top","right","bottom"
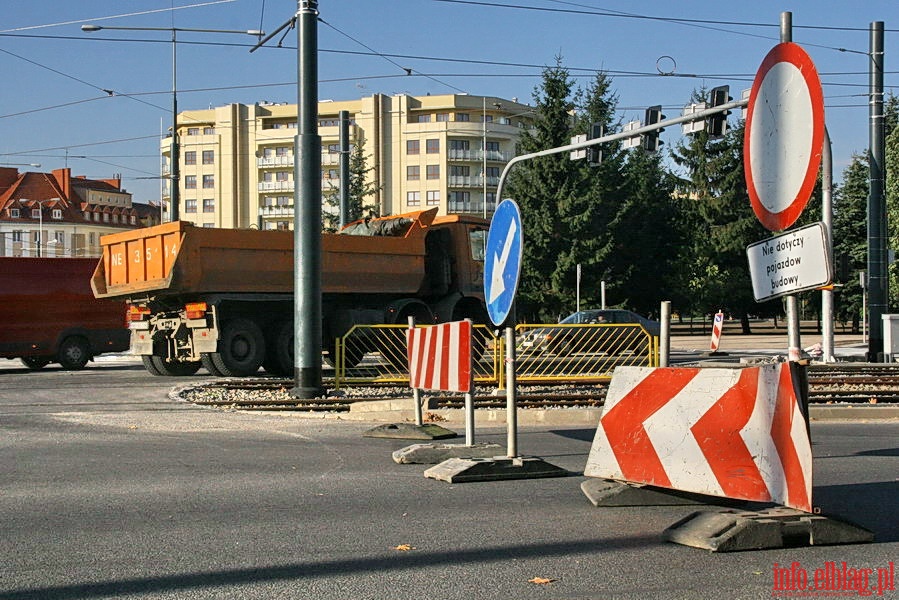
{"left": 91, "top": 209, "right": 439, "bottom": 300}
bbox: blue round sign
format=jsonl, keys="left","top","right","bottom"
{"left": 483, "top": 198, "right": 523, "bottom": 326}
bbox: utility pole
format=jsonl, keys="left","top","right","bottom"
{"left": 867, "top": 21, "right": 886, "bottom": 362}
{"left": 292, "top": 0, "right": 324, "bottom": 398}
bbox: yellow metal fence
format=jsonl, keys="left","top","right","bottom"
{"left": 332, "top": 323, "right": 658, "bottom": 387}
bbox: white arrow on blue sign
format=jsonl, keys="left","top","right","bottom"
{"left": 484, "top": 198, "right": 523, "bottom": 327}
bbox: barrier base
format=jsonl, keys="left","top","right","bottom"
{"left": 664, "top": 507, "right": 874, "bottom": 552}
{"left": 581, "top": 479, "right": 709, "bottom": 507}
{"left": 424, "top": 456, "right": 568, "bottom": 483}
{"left": 392, "top": 442, "right": 503, "bottom": 464}
{"left": 362, "top": 423, "right": 457, "bottom": 440}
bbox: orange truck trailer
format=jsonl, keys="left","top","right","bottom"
{"left": 91, "top": 208, "right": 489, "bottom": 377}
{"left": 0, "top": 257, "right": 130, "bottom": 370}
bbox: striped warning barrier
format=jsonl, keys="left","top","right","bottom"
{"left": 710, "top": 311, "right": 724, "bottom": 351}
{"left": 407, "top": 320, "right": 472, "bottom": 393}
{"left": 584, "top": 363, "right": 812, "bottom": 512}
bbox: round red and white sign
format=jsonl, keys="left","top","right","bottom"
{"left": 744, "top": 42, "right": 825, "bottom": 232}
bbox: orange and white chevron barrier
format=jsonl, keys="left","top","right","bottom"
{"left": 710, "top": 311, "right": 724, "bottom": 352}
{"left": 407, "top": 320, "right": 473, "bottom": 394}
{"left": 584, "top": 363, "right": 812, "bottom": 512}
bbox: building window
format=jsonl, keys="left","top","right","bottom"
{"left": 455, "top": 113, "right": 470, "bottom": 122}
{"left": 449, "top": 191, "right": 471, "bottom": 207}
{"left": 450, "top": 166, "right": 470, "bottom": 177}
{"left": 407, "top": 191, "right": 420, "bottom": 207}
{"left": 437, "top": 113, "right": 450, "bottom": 122}
{"left": 202, "top": 175, "right": 214, "bottom": 189}
{"left": 9, "top": 208, "right": 19, "bottom": 218}
{"left": 486, "top": 141, "right": 500, "bottom": 152}
{"left": 276, "top": 146, "right": 290, "bottom": 157}
{"left": 112, "top": 214, "right": 118, "bottom": 224}
{"left": 406, "top": 140, "right": 420, "bottom": 155}
{"left": 130, "top": 216, "right": 137, "bottom": 225}
{"left": 486, "top": 167, "right": 501, "bottom": 178}
{"left": 185, "top": 175, "right": 197, "bottom": 189}
{"left": 31, "top": 208, "right": 40, "bottom": 219}
{"left": 93, "top": 213, "right": 100, "bottom": 222}
{"left": 12, "top": 230, "right": 23, "bottom": 242}
{"left": 482, "top": 115, "right": 494, "bottom": 123}
{"left": 184, "top": 151, "right": 197, "bottom": 165}
{"left": 185, "top": 199, "right": 197, "bottom": 213}
{"left": 327, "top": 144, "right": 340, "bottom": 154}
{"left": 203, "top": 127, "right": 215, "bottom": 135}
{"left": 426, "top": 191, "right": 440, "bottom": 206}
{"left": 202, "top": 150, "right": 214, "bottom": 164}
{"left": 203, "top": 198, "right": 215, "bottom": 213}
{"left": 449, "top": 140, "right": 470, "bottom": 151}
{"left": 52, "top": 209, "right": 63, "bottom": 220}
{"left": 406, "top": 166, "right": 420, "bottom": 181}
{"left": 426, "top": 165, "right": 440, "bottom": 180}
{"left": 103, "top": 213, "right": 110, "bottom": 222}
{"left": 276, "top": 171, "right": 290, "bottom": 182}
{"left": 426, "top": 139, "right": 440, "bottom": 154}
{"left": 417, "top": 114, "right": 431, "bottom": 123}
{"left": 187, "top": 127, "right": 200, "bottom": 136}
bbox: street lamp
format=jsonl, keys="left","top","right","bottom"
{"left": 29, "top": 199, "right": 56, "bottom": 258}
{"left": 1, "top": 162, "right": 41, "bottom": 168}
{"left": 81, "top": 24, "right": 263, "bottom": 222}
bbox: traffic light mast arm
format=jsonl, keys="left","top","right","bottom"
{"left": 495, "top": 97, "right": 748, "bottom": 202}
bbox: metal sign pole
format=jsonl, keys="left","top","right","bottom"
{"left": 505, "top": 326, "right": 517, "bottom": 458}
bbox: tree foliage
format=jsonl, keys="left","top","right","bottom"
{"left": 322, "top": 136, "right": 381, "bottom": 232}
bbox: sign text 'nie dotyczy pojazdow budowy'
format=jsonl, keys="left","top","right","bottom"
{"left": 746, "top": 222, "right": 831, "bottom": 302}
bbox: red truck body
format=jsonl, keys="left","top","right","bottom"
{"left": 0, "top": 257, "right": 130, "bottom": 370}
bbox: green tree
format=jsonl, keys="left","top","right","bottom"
{"left": 504, "top": 58, "right": 581, "bottom": 322}
{"left": 671, "top": 94, "right": 768, "bottom": 333}
{"left": 322, "top": 137, "right": 381, "bottom": 232}
{"left": 833, "top": 154, "right": 869, "bottom": 331}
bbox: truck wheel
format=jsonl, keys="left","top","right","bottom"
{"left": 201, "top": 354, "right": 226, "bottom": 377}
{"left": 21, "top": 357, "right": 51, "bottom": 370}
{"left": 263, "top": 320, "right": 293, "bottom": 377}
{"left": 57, "top": 336, "right": 91, "bottom": 370}
{"left": 210, "top": 318, "right": 265, "bottom": 377}
{"left": 151, "top": 356, "right": 202, "bottom": 376}
{"left": 325, "top": 341, "right": 364, "bottom": 369}
{"left": 142, "top": 355, "right": 164, "bottom": 376}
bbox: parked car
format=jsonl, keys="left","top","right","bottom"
{"left": 520, "top": 309, "right": 660, "bottom": 356}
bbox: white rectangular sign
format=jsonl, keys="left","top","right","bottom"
{"left": 746, "top": 222, "right": 831, "bottom": 302}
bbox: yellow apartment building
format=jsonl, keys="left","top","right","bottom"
{"left": 161, "top": 93, "right": 534, "bottom": 229}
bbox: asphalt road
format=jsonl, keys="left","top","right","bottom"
{"left": 1, "top": 358, "right": 896, "bottom": 600}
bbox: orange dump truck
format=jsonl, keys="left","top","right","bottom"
{"left": 91, "top": 208, "right": 489, "bottom": 376}
{"left": 0, "top": 257, "right": 129, "bottom": 370}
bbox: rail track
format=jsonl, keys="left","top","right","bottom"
{"left": 180, "top": 363, "right": 899, "bottom": 412}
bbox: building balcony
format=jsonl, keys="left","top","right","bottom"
{"left": 257, "top": 156, "right": 294, "bottom": 168}
{"left": 258, "top": 205, "right": 294, "bottom": 217}
{"left": 447, "top": 175, "right": 500, "bottom": 188}
{"left": 447, "top": 149, "right": 512, "bottom": 162}
{"left": 258, "top": 181, "right": 294, "bottom": 192}
{"left": 447, "top": 200, "right": 496, "bottom": 216}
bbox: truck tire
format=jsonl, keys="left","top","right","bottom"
{"left": 210, "top": 318, "right": 265, "bottom": 377}
{"left": 57, "top": 336, "right": 91, "bottom": 370}
{"left": 150, "top": 356, "right": 201, "bottom": 376}
{"left": 263, "top": 320, "right": 293, "bottom": 377}
{"left": 201, "top": 353, "right": 226, "bottom": 377}
{"left": 21, "top": 357, "right": 51, "bottom": 370}
{"left": 142, "top": 355, "right": 164, "bottom": 376}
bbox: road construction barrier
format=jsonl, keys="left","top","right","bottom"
{"left": 584, "top": 362, "right": 812, "bottom": 513}
{"left": 407, "top": 320, "right": 473, "bottom": 393}
{"left": 333, "top": 323, "right": 658, "bottom": 386}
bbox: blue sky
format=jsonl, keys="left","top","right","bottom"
{"left": 1, "top": 0, "right": 896, "bottom": 203}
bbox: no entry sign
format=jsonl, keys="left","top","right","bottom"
{"left": 744, "top": 42, "right": 825, "bottom": 232}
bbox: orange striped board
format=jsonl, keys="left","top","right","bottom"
{"left": 407, "top": 321, "right": 473, "bottom": 394}
{"left": 584, "top": 363, "right": 812, "bottom": 512}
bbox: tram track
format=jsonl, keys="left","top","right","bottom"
{"left": 181, "top": 363, "right": 899, "bottom": 412}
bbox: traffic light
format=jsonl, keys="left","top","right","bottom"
{"left": 643, "top": 105, "right": 665, "bottom": 152}
{"left": 708, "top": 85, "right": 732, "bottom": 138}
{"left": 588, "top": 122, "right": 604, "bottom": 166}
